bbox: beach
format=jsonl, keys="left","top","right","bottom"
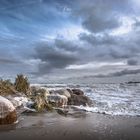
{"left": 0, "top": 112, "right": 140, "bottom": 140}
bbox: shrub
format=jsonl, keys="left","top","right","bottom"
{"left": 14, "top": 74, "right": 30, "bottom": 94}
{"left": 0, "top": 79, "right": 16, "bottom": 96}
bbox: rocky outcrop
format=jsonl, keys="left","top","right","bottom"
{"left": 68, "top": 89, "right": 92, "bottom": 106}
{"left": 0, "top": 96, "right": 17, "bottom": 125}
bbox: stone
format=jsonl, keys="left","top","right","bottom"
{"left": 50, "top": 89, "right": 71, "bottom": 98}
{"left": 72, "top": 89, "right": 84, "bottom": 96}
{"left": 68, "top": 93, "right": 92, "bottom": 106}
{"left": 56, "top": 108, "right": 68, "bottom": 116}
{"left": 0, "top": 96, "right": 17, "bottom": 125}
{"left": 47, "top": 94, "right": 68, "bottom": 107}
{"left": 6, "top": 95, "right": 29, "bottom": 108}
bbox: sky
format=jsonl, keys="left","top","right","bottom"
{"left": 0, "top": 0, "right": 140, "bottom": 83}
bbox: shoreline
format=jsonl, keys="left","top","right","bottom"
{"left": 0, "top": 112, "right": 140, "bottom": 140}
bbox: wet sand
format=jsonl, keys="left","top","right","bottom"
{"left": 0, "top": 112, "right": 140, "bottom": 140}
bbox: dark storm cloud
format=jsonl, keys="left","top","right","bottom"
{"left": 79, "top": 32, "right": 139, "bottom": 62}
{"left": 127, "top": 59, "right": 138, "bottom": 66}
{"left": 0, "top": 58, "right": 19, "bottom": 64}
{"left": 110, "top": 69, "right": 140, "bottom": 77}
{"left": 93, "top": 69, "right": 140, "bottom": 78}
{"left": 82, "top": 14, "right": 119, "bottom": 33}
{"left": 54, "top": 39, "right": 80, "bottom": 52}
{"left": 69, "top": 0, "right": 131, "bottom": 33}
{"left": 79, "top": 33, "right": 116, "bottom": 45}
{"left": 33, "top": 40, "right": 79, "bottom": 75}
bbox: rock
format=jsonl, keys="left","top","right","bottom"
{"left": 56, "top": 108, "right": 68, "bottom": 116}
{"left": 47, "top": 94, "right": 68, "bottom": 107}
{"left": 0, "top": 96, "right": 17, "bottom": 125}
{"left": 72, "top": 89, "right": 84, "bottom": 96}
{"left": 21, "top": 106, "right": 36, "bottom": 114}
{"left": 50, "top": 89, "right": 71, "bottom": 98}
{"left": 68, "top": 93, "right": 92, "bottom": 106}
{"left": 7, "top": 96, "right": 29, "bottom": 108}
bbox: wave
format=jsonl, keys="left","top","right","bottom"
{"left": 34, "top": 83, "right": 140, "bottom": 117}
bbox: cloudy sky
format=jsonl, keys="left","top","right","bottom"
{"left": 1, "top": 0, "right": 140, "bottom": 83}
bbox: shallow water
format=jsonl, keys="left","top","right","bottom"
{"left": 0, "top": 112, "right": 140, "bottom": 140}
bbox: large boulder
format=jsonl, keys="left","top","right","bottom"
{"left": 50, "top": 89, "right": 71, "bottom": 98}
{"left": 6, "top": 95, "right": 29, "bottom": 108}
{"left": 47, "top": 94, "right": 68, "bottom": 107}
{"left": 0, "top": 96, "right": 17, "bottom": 125}
{"left": 68, "top": 89, "right": 92, "bottom": 106}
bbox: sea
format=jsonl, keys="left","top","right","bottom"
{"left": 32, "top": 82, "right": 140, "bottom": 117}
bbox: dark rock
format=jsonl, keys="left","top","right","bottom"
{"left": 68, "top": 93, "right": 92, "bottom": 106}
{"left": 72, "top": 89, "right": 84, "bottom": 96}
{"left": 56, "top": 108, "right": 68, "bottom": 116}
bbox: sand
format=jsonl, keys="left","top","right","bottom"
{"left": 0, "top": 112, "right": 140, "bottom": 140}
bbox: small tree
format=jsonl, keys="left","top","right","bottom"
{"left": 14, "top": 74, "right": 30, "bottom": 94}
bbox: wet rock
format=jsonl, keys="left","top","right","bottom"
{"left": 72, "top": 89, "right": 84, "bottom": 96}
{"left": 20, "top": 107, "right": 36, "bottom": 114}
{"left": 68, "top": 89, "right": 92, "bottom": 106}
{"left": 56, "top": 108, "right": 68, "bottom": 116}
{"left": 50, "top": 89, "right": 71, "bottom": 98}
{"left": 47, "top": 94, "right": 68, "bottom": 107}
{"left": 6, "top": 95, "right": 29, "bottom": 108}
{"left": 0, "top": 96, "right": 17, "bottom": 125}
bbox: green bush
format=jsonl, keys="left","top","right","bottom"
{"left": 14, "top": 74, "right": 30, "bottom": 94}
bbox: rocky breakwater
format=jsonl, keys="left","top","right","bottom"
{"left": 0, "top": 85, "right": 93, "bottom": 125}
{"left": 30, "top": 87, "right": 93, "bottom": 111}
{"left": 0, "top": 96, "right": 17, "bottom": 125}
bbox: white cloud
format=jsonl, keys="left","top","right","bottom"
{"left": 110, "top": 16, "right": 134, "bottom": 36}
{"left": 66, "top": 61, "right": 126, "bottom": 70}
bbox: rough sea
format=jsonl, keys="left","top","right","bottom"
{"left": 33, "top": 83, "right": 140, "bottom": 117}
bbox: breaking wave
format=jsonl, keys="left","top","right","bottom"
{"left": 33, "top": 83, "right": 140, "bottom": 116}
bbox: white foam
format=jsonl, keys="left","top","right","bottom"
{"left": 83, "top": 84, "right": 140, "bottom": 116}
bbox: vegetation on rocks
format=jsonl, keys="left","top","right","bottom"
{"left": 0, "top": 79, "right": 16, "bottom": 96}
{"left": 14, "top": 74, "right": 30, "bottom": 94}
{"left": 0, "top": 74, "right": 30, "bottom": 96}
